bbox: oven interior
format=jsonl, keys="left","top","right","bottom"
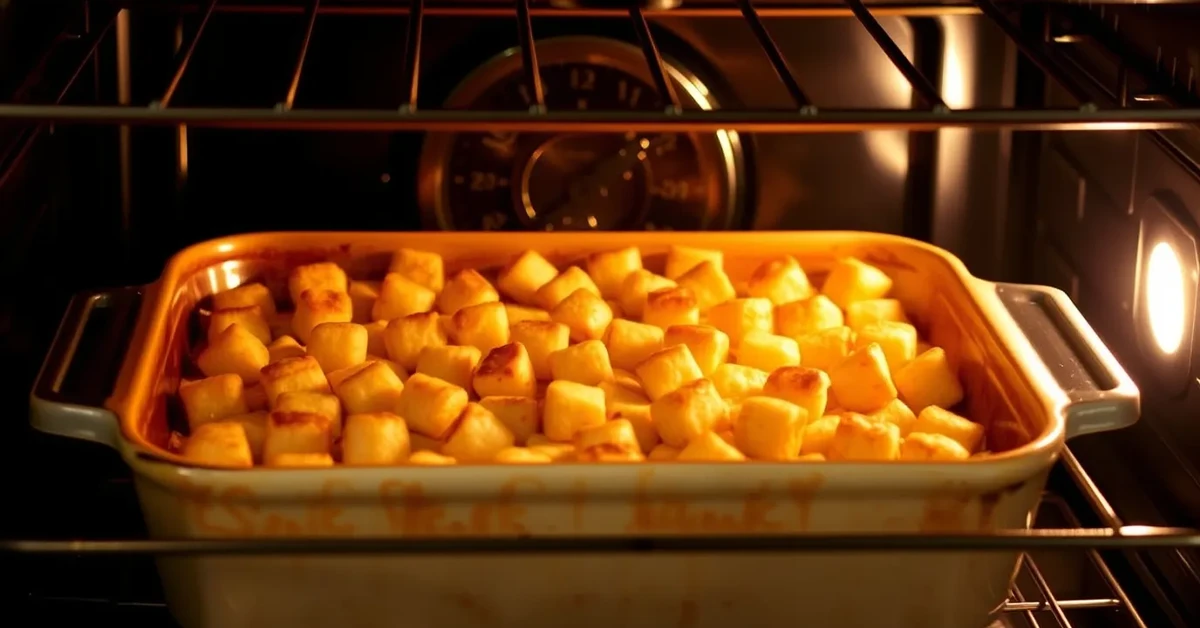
{"left": 3, "top": 0, "right": 1200, "bottom": 626}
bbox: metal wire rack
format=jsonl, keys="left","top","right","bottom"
{"left": 3, "top": 0, "right": 1200, "bottom": 132}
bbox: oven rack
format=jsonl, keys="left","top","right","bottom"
{"left": 3, "top": 0, "right": 1200, "bottom": 132}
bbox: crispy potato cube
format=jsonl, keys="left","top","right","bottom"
{"left": 734, "top": 396, "right": 804, "bottom": 460}
{"left": 829, "top": 343, "right": 897, "bottom": 413}
{"left": 509, "top": 320, "right": 570, "bottom": 380}
{"left": 762, "top": 366, "right": 829, "bottom": 425}
{"left": 648, "top": 444, "right": 681, "bottom": 461}
{"left": 288, "top": 262, "right": 348, "bottom": 307}
{"left": 707, "top": 298, "right": 773, "bottom": 346}
{"left": 347, "top": 280, "right": 380, "bottom": 323}
{"left": 275, "top": 391, "right": 343, "bottom": 438}
{"left": 267, "top": 335, "right": 306, "bottom": 363}
{"left": 650, "top": 378, "right": 726, "bottom": 448}
{"left": 600, "top": 379, "right": 649, "bottom": 408}
{"left": 442, "top": 403, "right": 515, "bottom": 462}
{"left": 635, "top": 343, "right": 704, "bottom": 401}
{"left": 603, "top": 318, "right": 664, "bottom": 371}
{"left": 747, "top": 255, "right": 814, "bottom": 305}
{"left": 364, "top": 320, "right": 388, "bottom": 357}
{"left": 551, "top": 288, "right": 613, "bottom": 342}
{"left": 494, "top": 447, "right": 553, "bottom": 464}
{"left": 710, "top": 363, "right": 768, "bottom": 401}
{"left": 542, "top": 380, "right": 607, "bottom": 442}
{"left": 736, "top": 330, "right": 801, "bottom": 372}
{"left": 505, "top": 304, "right": 551, "bottom": 324}
{"left": 799, "top": 415, "right": 839, "bottom": 456}
{"left": 665, "top": 245, "right": 723, "bottom": 280}
{"left": 528, "top": 442, "right": 576, "bottom": 461}
{"left": 292, "top": 289, "right": 353, "bottom": 345}
{"left": 260, "top": 356, "right": 330, "bottom": 405}
{"left": 373, "top": 357, "right": 409, "bottom": 382}
{"left": 342, "top": 412, "right": 411, "bottom": 465}
{"left": 180, "top": 374, "right": 249, "bottom": 429}
{"left": 335, "top": 360, "right": 405, "bottom": 415}
{"left": 612, "top": 368, "right": 642, "bottom": 389}
{"left": 775, "top": 295, "right": 844, "bottom": 338}
{"left": 209, "top": 305, "right": 272, "bottom": 345}
{"left": 327, "top": 362, "right": 371, "bottom": 389}
{"left": 263, "top": 411, "right": 333, "bottom": 463}
{"left": 607, "top": 403, "right": 658, "bottom": 453}
{"left": 474, "top": 343, "right": 537, "bottom": 398}
{"left": 900, "top": 432, "right": 970, "bottom": 461}
{"left": 894, "top": 347, "right": 964, "bottom": 412}
{"left": 550, "top": 340, "right": 614, "bottom": 386}
{"left": 389, "top": 248, "right": 444, "bottom": 293}
{"left": 198, "top": 323, "right": 270, "bottom": 384}
{"left": 384, "top": 312, "right": 447, "bottom": 370}
{"left": 497, "top": 250, "right": 560, "bottom": 305}
{"left": 822, "top": 257, "right": 893, "bottom": 310}
{"left": 575, "top": 419, "right": 645, "bottom": 462}
{"left": 409, "top": 451, "right": 456, "bottom": 465}
{"left": 663, "top": 325, "right": 729, "bottom": 376}
{"left": 409, "top": 433, "right": 444, "bottom": 453}
{"left": 868, "top": 398, "right": 917, "bottom": 435}
{"left": 910, "top": 406, "right": 984, "bottom": 452}
{"left": 450, "top": 301, "right": 510, "bottom": 354}
{"left": 479, "top": 396, "right": 539, "bottom": 445}
{"left": 676, "top": 261, "right": 736, "bottom": 311}
{"left": 797, "top": 326, "right": 855, "bottom": 372}
{"left": 797, "top": 453, "right": 826, "bottom": 461}
{"left": 373, "top": 272, "right": 437, "bottom": 322}
{"left": 536, "top": 266, "right": 601, "bottom": 310}
{"left": 270, "top": 452, "right": 335, "bottom": 468}
{"left": 827, "top": 413, "right": 901, "bottom": 461}
{"left": 397, "top": 373, "right": 470, "bottom": 439}
{"left": 588, "top": 246, "right": 643, "bottom": 300}
{"left": 676, "top": 430, "right": 745, "bottom": 462}
{"left": 416, "top": 345, "right": 481, "bottom": 390}
{"left": 214, "top": 282, "right": 277, "bottom": 318}
{"left": 439, "top": 269, "right": 499, "bottom": 315}
{"left": 855, "top": 321, "right": 917, "bottom": 373}
{"left": 618, "top": 269, "right": 676, "bottom": 319}
{"left": 183, "top": 422, "right": 254, "bottom": 468}
{"left": 221, "top": 411, "right": 267, "bottom": 461}
{"left": 643, "top": 287, "right": 699, "bottom": 330}
{"left": 846, "top": 299, "right": 910, "bottom": 330}
{"left": 306, "top": 322, "right": 368, "bottom": 373}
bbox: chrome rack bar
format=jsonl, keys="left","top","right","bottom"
{"left": 629, "top": 5, "right": 681, "bottom": 113}
{"left": 175, "top": 3, "right": 985, "bottom": 19}
{"left": 157, "top": 0, "right": 219, "bottom": 107}
{"left": 5, "top": 527, "right": 1200, "bottom": 556}
{"left": 281, "top": 0, "right": 320, "bottom": 110}
{"left": 737, "top": 0, "right": 812, "bottom": 109}
{"left": 843, "top": 0, "right": 947, "bottom": 110}
{"left": 6, "top": 105, "right": 1200, "bottom": 132}
{"left": 972, "top": 0, "right": 1095, "bottom": 107}
{"left": 400, "top": 0, "right": 425, "bottom": 111}
{"left": 515, "top": 0, "right": 546, "bottom": 111}
{"left": 1023, "top": 552, "right": 1074, "bottom": 627}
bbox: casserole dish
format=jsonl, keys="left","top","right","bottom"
{"left": 30, "top": 231, "right": 1139, "bottom": 628}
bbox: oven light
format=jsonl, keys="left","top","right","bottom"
{"left": 1146, "top": 241, "right": 1186, "bottom": 354}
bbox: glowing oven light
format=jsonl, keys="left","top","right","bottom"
{"left": 1145, "top": 241, "right": 1187, "bottom": 354}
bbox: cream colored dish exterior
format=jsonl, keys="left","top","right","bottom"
{"left": 31, "top": 231, "right": 1139, "bottom": 628}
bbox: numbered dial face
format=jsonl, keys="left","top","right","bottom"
{"left": 428, "top": 58, "right": 738, "bottom": 232}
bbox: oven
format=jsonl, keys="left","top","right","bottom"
{"left": 2, "top": 0, "right": 1200, "bottom": 626}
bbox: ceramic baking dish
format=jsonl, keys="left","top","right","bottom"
{"left": 30, "top": 231, "right": 1139, "bottom": 628}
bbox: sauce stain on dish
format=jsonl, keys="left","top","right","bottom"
{"left": 786, "top": 475, "right": 826, "bottom": 530}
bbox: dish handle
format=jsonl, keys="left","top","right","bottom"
{"left": 990, "top": 282, "right": 1140, "bottom": 439}
{"left": 29, "top": 286, "right": 143, "bottom": 449}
